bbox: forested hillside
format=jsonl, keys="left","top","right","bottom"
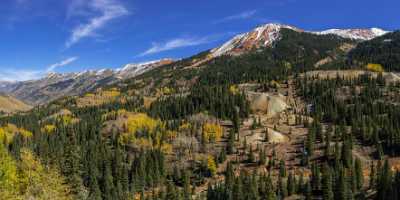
{"left": 348, "top": 31, "right": 400, "bottom": 71}
{"left": 1, "top": 26, "right": 400, "bottom": 200}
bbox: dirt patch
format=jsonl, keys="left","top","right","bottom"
{"left": 268, "top": 128, "right": 289, "bottom": 143}
{"left": 303, "top": 70, "right": 400, "bottom": 83}
{"left": 339, "top": 43, "right": 356, "bottom": 52}
{"left": 314, "top": 57, "right": 333, "bottom": 68}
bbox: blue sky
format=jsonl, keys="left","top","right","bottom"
{"left": 0, "top": 0, "right": 398, "bottom": 81}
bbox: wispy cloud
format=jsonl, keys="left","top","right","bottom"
{"left": 139, "top": 36, "right": 216, "bottom": 56}
{"left": 214, "top": 10, "right": 258, "bottom": 24}
{"left": 65, "top": 0, "right": 129, "bottom": 48}
{"left": 47, "top": 56, "right": 79, "bottom": 72}
{"left": 0, "top": 57, "right": 79, "bottom": 82}
{"left": 0, "top": 69, "right": 42, "bottom": 82}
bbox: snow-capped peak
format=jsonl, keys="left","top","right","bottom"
{"left": 116, "top": 59, "right": 174, "bottom": 78}
{"left": 210, "top": 23, "right": 389, "bottom": 57}
{"left": 45, "top": 72, "right": 64, "bottom": 79}
{"left": 96, "top": 69, "right": 107, "bottom": 75}
{"left": 211, "top": 23, "right": 300, "bottom": 57}
{"left": 312, "top": 28, "right": 388, "bottom": 40}
{"left": 120, "top": 60, "right": 162, "bottom": 72}
{"left": 371, "top": 28, "right": 388, "bottom": 37}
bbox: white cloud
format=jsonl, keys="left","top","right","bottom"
{"left": 214, "top": 10, "right": 258, "bottom": 24}
{"left": 0, "top": 57, "right": 79, "bottom": 82}
{"left": 47, "top": 56, "right": 79, "bottom": 72}
{"left": 139, "top": 36, "right": 216, "bottom": 56}
{"left": 65, "top": 0, "right": 129, "bottom": 48}
{"left": 0, "top": 69, "right": 42, "bottom": 82}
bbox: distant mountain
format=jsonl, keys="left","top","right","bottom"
{"left": 116, "top": 59, "right": 174, "bottom": 79}
{"left": 0, "top": 59, "right": 174, "bottom": 105}
{"left": 210, "top": 23, "right": 387, "bottom": 57}
{"left": 313, "top": 27, "right": 388, "bottom": 40}
{"left": 0, "top": 23, "right": 390, "bottom": 105}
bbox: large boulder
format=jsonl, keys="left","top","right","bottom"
{"left": 248, "top": 92, "right": 289, "bottom": 118}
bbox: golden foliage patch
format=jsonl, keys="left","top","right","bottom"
{"left": 229, "top": 85, "right": 239, "bottom": 95}
{"left": 156, "top": 87, "right": 174, "bottom": 96}
{"left": 0, "top": 124, "right": 32, "bottom": 144}
{"left": 41, "top": 125, "right": 56, "bottom": 134}
{"left": 207, "top": 155, "right": 217, "bottom": 176}
{"left": 77, "top": 88, "right": 121, "bottom": 107}
{"left": 125, "top": 113, "right": 160, "bottom": 137}
{"left": 366, "top": 63, "right": 384, "bottom": 72}
{"left": 0, "top": 146, "right": 73, "bottom": 200}
{"left": 202, "top": 123, "right": 223, "bottom": 143}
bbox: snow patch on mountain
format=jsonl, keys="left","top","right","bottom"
{"left": 312, "top": 28, "right": 388, "bottom": 40}
{"left": 116, "top": 59, "right": 174, "bottom": 78}
{"left": 211, "top": 23, "right": 388, "bottom": 57}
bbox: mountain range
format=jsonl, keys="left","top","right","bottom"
{"left": 0, "top": 59, "right": 174, "bottom": 105}
{"left": 0, "top": 23, "right": 389, "bottom": 107}
{"left": 2, "top": 20, "right": 400, "bottom": 200}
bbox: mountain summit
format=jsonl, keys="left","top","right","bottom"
{"left": 211, "top": 23, "right": 387, "bottom": 57}
{"left": 211, "top": 23, "right": 302, "bottom": 57}
{"left": 0, "top": 23, "right": 390, "bottom": 105}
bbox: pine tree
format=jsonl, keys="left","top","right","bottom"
{"left": 165, "top": 181, "right": 177, "bottom": 200}
{"left": 377, "top": 160, "right": 393, "bottom": 200}
{"left": 325, "top": 130, "right": 332, "bottom": 158}
{"left": 233, "top": 175, "right": 244, "bottom": 200}
{"left": 279, "top": 159, "right": 287, "bottom": 177}
{"left": 233, "top": 110, "right": 240, "bottom": 135}
{"left": 265, "top": 173, "right": 276, "bottom": 200}
{"left": 354, "top": 158, "right": 363, "bottom": 191}
{"left": 251, "top": 117, "right": 257, "bottom": 130}
{"left": 62, "top": 130, "right": 86, "bottom": 199}
{"left": 277, "top": 173, "right": 287, "bottom": 199}
{"left": 335, "top": 141, "right": 341, "bottom": 165}
{"left": 243, "top": 137, "right": 247, "bottom": 152}
{"left": 265, "top": 128, "right": 269, "bottom": 142}
{"left": 376, "top": 142, "right": 384, "bottom": 160}
{"left": 335, "top": 169, "right": 346, "bottom": 200}
{"left": 311, "top": 163, "right": 321, "bottom": 191}
{"left": 227, "top": 129, "right": 236, "bottom": 154}
{"left": 225, "top": 162, "right": 235, "bottom": 194}
{"left": 183, "top": 170, "right": 192, "bottom": 200}
{"left": 305, "top": 181, "right": 312, "bottom": 200}
{"left": 248, "top": 172, "right": 260, "bottom": 200}
{"left": 102, "top": 161, "right": 116, "bottom": 200}
{"left": 219, "top": 148, "right": 227, "bottom": 163}
{"left": 341, "top": 140, "right": 352, "bottom": 168}
{"left": 287, "top": 171, "right": 296, "bottom": 196}
{"left": 248, "top": 146, "right": 255, "bottom": 163}
{"left": 87, "top": 169, "right": 101, "bottom": 200}
{"left": 259, "top": 147, "right": 267, "bottom": 165}
{"left": 322, "top": 163, "right": 334, "bottom": 200}
{"left": 369, "top": 161, "right": 376, "bottom": 189}
{"left": 306, "top": 130, "right": 315, "bottom": 157}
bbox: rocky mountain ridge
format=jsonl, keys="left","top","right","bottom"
{"left": 0, "top": 23, "right": 389, "bottom": 106}
{"left": 0, "top": 59, "right": 174, "bottom": 105}
{"left": 210, "top": 23, "right": 387, "bottom": 57}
